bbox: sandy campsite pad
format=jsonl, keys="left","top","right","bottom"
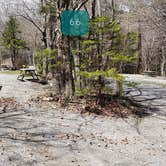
{"left": 0, "top": 73, "right": 166, "bottom": 166}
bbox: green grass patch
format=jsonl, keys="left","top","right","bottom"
{"left": 0, "top": 70, "right": 20, "bottom": 75}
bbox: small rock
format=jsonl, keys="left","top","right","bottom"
{"left": 105, "top": 144, "right": 108, "bottom": 148}
{"left": 98, "top": 144, "right": 101, "bottom": 147}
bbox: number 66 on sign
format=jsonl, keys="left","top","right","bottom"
{"left": 61, "top": 10, "right": 89, "bottom": 36}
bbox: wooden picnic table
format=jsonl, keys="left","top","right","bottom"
{"left": 17, "top": 67, "right": 39, "bottom": 81}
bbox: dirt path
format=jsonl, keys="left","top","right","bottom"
{"left": 0, "top": 73, "right": 166, "bottom": 166}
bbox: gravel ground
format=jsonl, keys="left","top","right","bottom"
{"left": 124, "top": 74, "right": 166, "bottom": 116}
{"left": 0, "top": 73, "right": 166, "bottom": 166}
{"left": 124, "top": 74, "right": 166, "bottom": 85}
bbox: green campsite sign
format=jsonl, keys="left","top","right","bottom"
{"left": 61, "top": 10, "right": 89, "bottom": 36}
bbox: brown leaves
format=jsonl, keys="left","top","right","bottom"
{"left": 0, "top": 98, "right": 20, "bottom": 113}
{"left": 80, "top": 100, "right": 137, "bottom": 118}
{"left": 120, "top": 137, "right": 129, "bottom": 145}
{"left": 30, "top": 93, "right": 72, "bottom": 107}
{"left": 30, "top": 93, "right": 138, "bottom": 118}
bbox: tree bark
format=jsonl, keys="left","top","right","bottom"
{"left": 137, "top": 21, "right": 142, "bottom": 73}
{"left": 11, "top": 48, "right": 17, "bottom": 70}
{"left": 161, "top": 46, "right": 166, "bottom": 76}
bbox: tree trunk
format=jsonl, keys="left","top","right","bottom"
{"left": 54, "top": 0, "right": 89, "bottom": 97}
{"left": 92, "top": 0, "right": 96, "bottom": 19}
{"left": 161, "top": 46, "right": 166, "bottom": 76}
{"left": 11, "top": 48, "right": 17, "bottom": 70}
{"left": 137, "top": 21, "right": 142, "bottom": 73}
{"left": 112, "top": 0, "right": 115, "bottom": 20}
{"left": 65, "top": 36, "right": 75, "bottom": 96}
{"left": 96, "top": 0, "right": 101, "bottom": 16}
{"left": 55, "top": 3, "right": 65, "bottom": 94}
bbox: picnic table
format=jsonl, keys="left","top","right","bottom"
{"left": 17, "top": 66, "right": 39, "bottom": 81}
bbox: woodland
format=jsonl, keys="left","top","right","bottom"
{"left": 0, "top": 0, "right": 166, "bottom": 103}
